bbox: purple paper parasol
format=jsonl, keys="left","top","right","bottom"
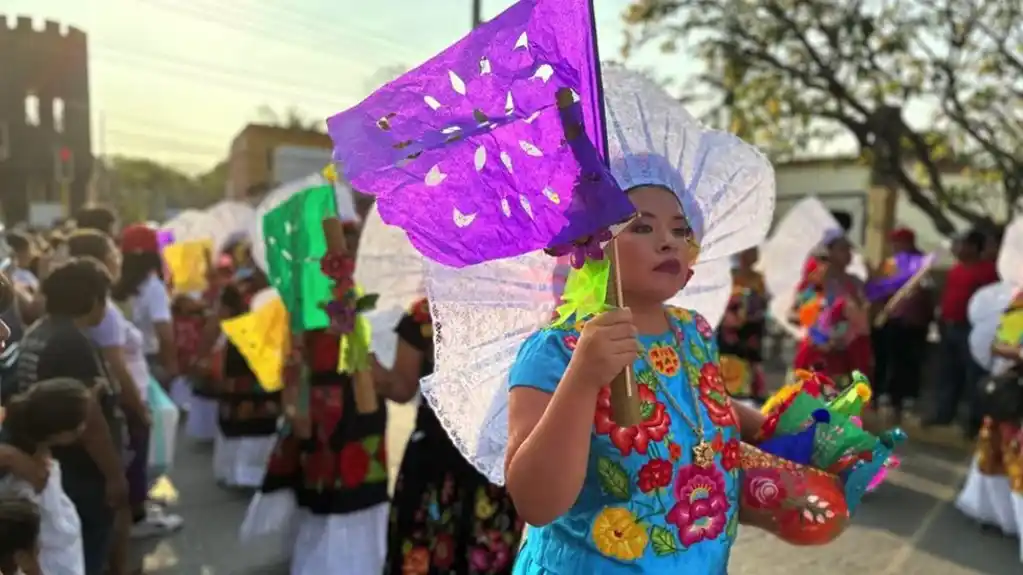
{"left": 327, "top": 0, "right": 634, "bottom": 267}
{"left": 157, "top": 229, "right": 175, "bottom": 249}
{"left": 865, "top": 251, "right": 934, "bottom": 302}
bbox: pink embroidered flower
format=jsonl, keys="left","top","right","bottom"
{"left": 742, "top": 468, "right": 786, "bottom": 509}
{"left": 665, "top": 463, "right": 729, "bottom": 547}
{"left": 563, "top": 334, "right": 579, "bottom": 351}
{"left": 694, "top": 313, "right": 713, "bottom": 339}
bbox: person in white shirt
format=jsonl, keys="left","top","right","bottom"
{"left": 0, "top": 378, "right": 92, "bottom": 575}
{"left": 0, "top": 496, "right": 43, "bottom": 575}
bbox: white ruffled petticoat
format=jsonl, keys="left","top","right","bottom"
{"left": 241, "top": 489, "right": 389, "bottom": 574}
{"left": 213, "top": 433, "right": 275, "bottom": 488}
{"left": 955, "top": 458, "right": 1023, "bottom": 562}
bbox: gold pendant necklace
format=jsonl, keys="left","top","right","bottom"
{"left": 644, "top": 314, "right": 714, "bottom": 468}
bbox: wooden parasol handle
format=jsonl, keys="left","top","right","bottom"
{"left": 873, "top": 261, "right": 934, "bottom": 328}
{"left": 606, "top": 238, "right": 642, "bottom": 427}
{"left": 323, "top": 217, "right": 379, "bottom": 414}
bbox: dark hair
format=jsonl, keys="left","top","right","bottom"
{"left": 220, "top": 284, "right": 246, "bottom": 316}
{"left": 5, "top": 232, "right": 31, "bottom": 254}
{"left": 67, "top": 229, "right": 115, "bottom": 262}
{"left": 0, "top": 496, "right": 40, "bottom": 564}
{"left": 962, "top": 229, "right": 987, "bottom": 253}
{"left": 113, "top": 252, "right": 163, "bottom": 301}
{"left": 830, "top": 211, "right": 853, "bottom": 232}
{"left": 41, "top": 258, "right": 111, "bottom": 317}
{"left": 75, "top": 206, "right": 117, "bottom": 237}
{"left": 0, "top": 272, "right": 13, "bottom": 314}
{"left": 4, "top": 378, "right": 90, "bottom": 454}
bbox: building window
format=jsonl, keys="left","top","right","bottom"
{"left": 52, "top": 98, "right": 65, "bottom": 133}
{"left": 24, "top": 92, "right": 40, "bottom": 126}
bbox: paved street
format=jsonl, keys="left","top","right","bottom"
{"left": 134, "top": 401, "right": 1021, "bottom": 575}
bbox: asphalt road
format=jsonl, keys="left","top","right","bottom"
{"left": 134, "top": 401, "right": 1022, "bottom": 575}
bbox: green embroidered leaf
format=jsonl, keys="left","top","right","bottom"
{"left": 401, "top": 540, "right": 413, "bottom": 555}
{"left": 356, "top": 293, "right": 380, "bottom": 312}
{"left": 725, "top": 510, "right": 739, "bottom": 539}
{"left": 640, "top": 400, "right": 655, "bottom": 420}
{"left": 636, "top": 368, "right": 660, "bottom": 390}
{"left": 689, "top": 341, "right": 706, "bottom": 362}
{"left": 596, "top": 457, "right": 631, "bottom": 500}
{"left": 686, "top": 364, "right": 701, "bottom": 387}
{"left": 362, "top": 435, "right": 381, "bottom": 454}
{"left": 365, "top": 459, "right": 388, "bottom": 483}
{"left": 649, "top": 525, "right": 678, "bottom": 555}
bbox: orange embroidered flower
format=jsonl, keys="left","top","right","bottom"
{"left": 647, "top": 343, "right": 680, "bottom": 376}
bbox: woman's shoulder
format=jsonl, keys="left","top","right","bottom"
{"left": 665, "top": 306, "right": 714, "bottom": 338}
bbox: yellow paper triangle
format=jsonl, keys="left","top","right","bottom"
{"left": 220, "top": 295, "right": 289, "bottom": 392}
{"left": 163, "top": 240, "right": 212, "bottom": 295}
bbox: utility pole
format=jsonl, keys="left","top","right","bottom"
{"left": 472, "top": 0, "right": 482, "bottom": 29}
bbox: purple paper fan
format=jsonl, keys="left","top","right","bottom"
{"left": 327, "top": 0, "right": 634, "bottom": 267}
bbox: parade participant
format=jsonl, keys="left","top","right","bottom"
{"left": 113, "top": 225, "right": 179, "bottom": 386}
{"left": 956, "top": 219, "right": 1023, "bottom": 564}
{"left": 0, "top": 379, "right": 91, "bottom": 575}
{"left": 718, "top": 247, "right": 768, "bottom": 406}
{"left": 379, "top": 301, "right": 524, "bottom": 574}
{"left": 5, "top": 232, "right": 40, "bottom": 293}
{"left": 790, "top": 231, "right": 873, "bottom": 390}
{"left": 211, "top": 280, "right": 281, "bottom": 488}
{"left": 869, "top": 228, "right": 934, "bottom": 419}
{"left": 75, "top": 206, "right": 119, "bottom": 239}
{"left": 418, "top": 64, "right": 784, "bottom": 572}
{"left": 0, "top": 496, "right": 42, "bottom": 575}
{"left": 15, "top": 258, "right": 126, "bottom": 575}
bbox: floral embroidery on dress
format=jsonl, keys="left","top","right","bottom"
{"left": 547, "top": 307, "right": 740, "bottom": 563}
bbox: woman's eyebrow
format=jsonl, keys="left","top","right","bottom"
{"left": 637, "top": 211, "right": 687, "bottom": 222}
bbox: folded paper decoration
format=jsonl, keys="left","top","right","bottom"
{"left": 864, "top": 251, "right": 934, "bottom": 302}
{"left": 220, "top": 294, "right": 289, "bottom": 392}
{"left": 262, "top": 184, "right": 338, "bottom": 331}
{"left": 163, "top": 239, "right": 212, "bottom": 295}
{"left": 327, "top": 0, "right": 634, "bottom": 267}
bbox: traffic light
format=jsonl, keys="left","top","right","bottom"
{"left": 54, "top": 146, "right": 74, "bottom": 182}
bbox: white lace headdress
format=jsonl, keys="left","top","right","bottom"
{"left": 420, "top": 65, "right": 776, "bottom": 485}
{"left": 354, "top": 203, "right": 426, "bottom": 368}
{"left": 761, "top": 196, "right": 868, "bottom": 338}
{"left": 969, "top": 217, "right": 1023, "bottom": 368}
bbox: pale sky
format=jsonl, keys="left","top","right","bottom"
{"left": 6, "top": 0, "right": 689, "bottom": 173}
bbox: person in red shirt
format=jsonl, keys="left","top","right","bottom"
{"left": 927, "top": 230, "right": 999, "bottom": 431}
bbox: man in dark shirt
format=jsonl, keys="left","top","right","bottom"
{"left": 928, "top": 230, "right": 999, "bottom": 433}
{"left": 16, "top": 258, "right": 127, "bottom": 575}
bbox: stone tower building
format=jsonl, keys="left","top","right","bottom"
{"left": 0, "top": 16, "right": 92, "bottom": 224}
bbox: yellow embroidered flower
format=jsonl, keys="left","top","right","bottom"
{"left": 474, "top": 487, "right": 496, "bottom": 520}
{"left": 719, "top": 355, "right": 750, "bottom": 395}
{"left": 667, "top": 307, "right": 692, "bottom": 322}
{"left": 591, "top": 507, "right": 648, "bottom": 561}
{"left": 647, "top": 343, "right": 680, "bottom": 376}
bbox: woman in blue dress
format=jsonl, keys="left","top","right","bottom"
{"left": 506, "top": 184, "right": 763, "bottom": 572}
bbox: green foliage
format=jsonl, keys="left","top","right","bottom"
{"left": 622, "top": 0, "right": 1023, "bottom": 234}
{"left": 97, "top": 156, "right": 226, "bottom": 222}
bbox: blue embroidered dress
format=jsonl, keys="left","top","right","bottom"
{"left": 508, "top": 307, "right": 741, "bottom": 574}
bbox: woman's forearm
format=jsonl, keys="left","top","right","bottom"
{"left": 733, "top": 401, "right": 766, "bottom": 442}
{"left": 506, "top": 365, "right": 599, "bottom": 526}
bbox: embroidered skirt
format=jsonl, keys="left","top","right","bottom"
{"left": 384, "top": 406, "right": 524, "bottom": 574}
{"left": 954, "top": 417, "right": 1023, "bottom": 563}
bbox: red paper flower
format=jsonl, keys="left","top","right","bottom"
{"left": 636, "top": 458, "right": 673, "bottom": 493}
{"left": 320, "top": 252, "right": 355, "bottom": 281}
{"left": 338, "top": 442, "right": 370, "bottom": 487}
{"left": 409, "top": 298, "right": 431, "bottom": 324}
{"left": 593, "top": 384, "right": 671, "bottom": 456}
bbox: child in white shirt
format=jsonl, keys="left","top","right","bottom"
{"left": 0, "top": 495, "right": 42, "bottom": 575}
{"left": 0, "top": 378, "right": 91, "bottom": 575}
